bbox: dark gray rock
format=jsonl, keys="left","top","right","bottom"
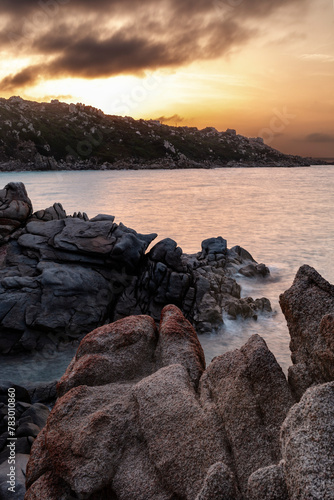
{"left": 27, "top": 381, "right": 58, "bottom": 405}
{"left": 19, "top": 403, "right": 50, "bottom": 429}
{"left": 0, "top": 182, "right": 32, "bottom": 243}
{"left": 200, "top": 236, "right": 227, "bottom": 258}
{"left": 0, "top": 382, "right": 31, "bottom": 404}
{"left": 149, "top": 238, "right": 184, "bottom": 271}
{"left": 0, "top": 453, "right": 29, "bottom": 500}
{"left": 16, "top": 422, "right": 41, "bottom": 438}
{"left": 0, "top": 183, "right": 272, "bottom": 353}
{"left": 32, "top": 203, "right": 67, "bottom": 222}
{"left": 239, "top": 263, "right": 270, "bottom": 278}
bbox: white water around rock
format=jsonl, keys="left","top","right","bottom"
{"left": 0, "top": 165, "right": 333, "bottom": 383}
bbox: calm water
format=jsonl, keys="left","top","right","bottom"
{"left": 0, "top": 166, "right": 333, "bottom": 384}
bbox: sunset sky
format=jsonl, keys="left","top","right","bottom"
{"left": 0, "top": 0, "right": 333, "bottom": 157}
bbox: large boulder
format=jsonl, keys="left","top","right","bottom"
{"left": 280, "top": 265, "right": 334, "bottom": 400}
{"left": 280, "top": 381, "right": 334, "bottom": 500}
{"left": 249, "top": 381, "right": 334, "bottom": 500}
{"left": 200, "top": 334, "right": 294, "bottom": 495}
{"left": 26, "top": 307, "right": 296, "bottom": 499}
{"left": 0, "top": 202, "right": 157, "bottom": 353}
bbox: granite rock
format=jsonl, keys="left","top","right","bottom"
{"left": 280, "top": 265, "right": 334, "bottom": 400}
{"left": 281, "top": 381, "right": 334, "bottom": 500}
{"left": 26, "top": 308, "right": 296, "bottom": 500}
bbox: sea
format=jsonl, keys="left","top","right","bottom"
{"left": 0, "top": 166, "right": 333, "bottom": 385}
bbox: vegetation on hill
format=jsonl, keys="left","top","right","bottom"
{"left": 0, "top": 96, "right": 313, "bottom": 170}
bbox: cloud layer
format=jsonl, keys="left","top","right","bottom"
{"left": 0, "top": 0, "right": 308, "bottom": 91}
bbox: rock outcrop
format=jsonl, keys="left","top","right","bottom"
{"left": 248, "top": 382, "right": 334, "bottom": 500}
{"left": 25, "top": 305, "right": 293, "bottom": 500}
{"left": 0, "top": 182, "right": 32, "bottom": 243}
{"left": 10, "top": 266, "right": 334, "bottom": 499}
{"left": 280, "top": 265, "right": 334, "bottom": 400}
{"left": 0, "top": 182, "right": 271, "bottom": 354}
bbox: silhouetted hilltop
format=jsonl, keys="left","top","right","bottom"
{"left": 0, "top": 96, "right": 322, "bottom": 171}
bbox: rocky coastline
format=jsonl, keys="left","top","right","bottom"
{"left": 0, "top": 96, "right": 327, "bottom": 171}
{"left": 0, "top": 181, "right": 333, "bottom": 499}
{"left": 0, "top": 182, "right": 271, "bottom": 355}
{"left": 0, "top": 265, "right": 332, "bottom": 499}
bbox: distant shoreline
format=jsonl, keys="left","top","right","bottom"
{"left": 1, "top": 160, "right": 331, "bottom": 174}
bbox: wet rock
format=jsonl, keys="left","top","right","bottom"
{"left": 0, "top": 183, "right": 272, "bottom": 353}
{"left": 239, "top": 263, "right": 270, "bottom": 278}
{"left": 224, "top": 296, "right": 272, "bottom": 320}
{"left": 280, "top": 265, "right": 334, "bottom": 400}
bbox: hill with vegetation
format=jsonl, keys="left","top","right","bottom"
{"left": 0, "top": 96, "right": 318, "bottom": 171}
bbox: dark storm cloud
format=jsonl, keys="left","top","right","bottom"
{"left": 0, "top": 0, "right": 309, "bottom": 90}
{"left": 305, "top": 133, "right": 334, "bottom": 143}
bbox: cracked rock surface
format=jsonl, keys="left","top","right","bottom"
{"left": 0, "top": 182, "right": 271, "bottom": 353}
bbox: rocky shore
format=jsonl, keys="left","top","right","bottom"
{"left": 0, "top": 264, "right": 332, "bottom": 499}
{"left": 0, "top": 96, "right": 325, "bottom": 171}
{"left": 0, "top": 182, "right": 271, "bottom": 354}
{"left": 0, "top": 181, "right": 333, "bottom": 499}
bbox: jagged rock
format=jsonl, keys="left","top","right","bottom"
{"left": 281, "top": 382, "right": 334, "bottom": 499}
{"left": 26, "top": 308, "right": 296, "bottom": 500}
{"left": 200, "top": 335, "right": 294, "bottom": 495}
{"left": 280, "top": 265, "right": 334, "bottom": 400}
{"left": 27, "top": 381, "right": 58, "bottom": 405}
{"left": 149, "top": 237, "right": 184, "bottom": 271}
{"left": 0, "top": 184, "right": 272, "bottom": 353}
{"left": 239, "top": 263, "right": 270, "bottom": 278}
{"left": 224, "top": 297, "right": 272, "bottom": 320}
{"left": 31, "top": 203, "right": 67, "bottom": 222}
{"left": 26, "top": 306, "right": 232, "bottom": 499}
{"left": 199, "top": 236, "right": 227, "bottom": 259}
{"left": 0, "top": 182, "right": 32, "bottom": 242}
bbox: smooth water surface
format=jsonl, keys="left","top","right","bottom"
{"left": 0, "top": 166, "right": 333, "bottom": 383}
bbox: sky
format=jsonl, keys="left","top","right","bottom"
{"left": 0, "top": 0, "right": 333, "bottom": 157}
